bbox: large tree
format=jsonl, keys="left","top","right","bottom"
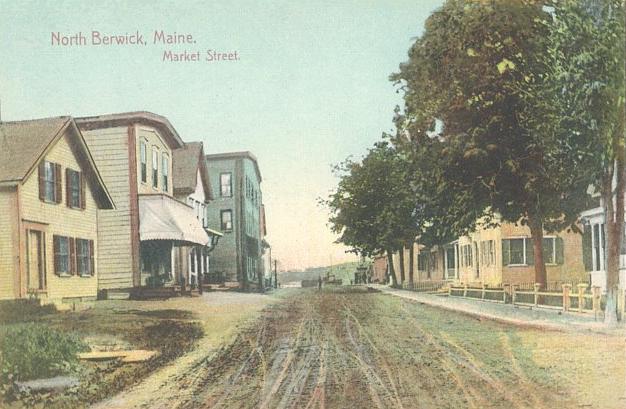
{"left": 391, "top": 0, "right": 593, "bottom": 289}
{"left": 322, "top": 142, "right": 419, "bottom": 287}
{"left": 547, "top": 0, "right": 625, "bottom": 323}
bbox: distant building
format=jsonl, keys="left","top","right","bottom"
{"left": 371, "top": 256, "right": 388, "bottom": 284}
{"left": 205, "top": 151, "right": 265, "bottom": 289}
{"left": 0, "top": 117, "right": 114, "bottom": 302}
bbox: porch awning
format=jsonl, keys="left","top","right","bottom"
{"left": 138, "top": 195, "right": 210, "bottom": 246}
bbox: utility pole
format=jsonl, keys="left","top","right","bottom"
{"left": 274, "top": 259, "right": 278, "bottom": 289}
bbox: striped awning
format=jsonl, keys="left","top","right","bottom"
{"left": 138, "top": 194, "right": 209, "bottom": 246}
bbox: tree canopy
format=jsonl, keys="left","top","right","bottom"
{"left": 322, "top": 141, "right": 418, "bottom": 285}
{"left": 390, "top": 0, "right": 598, "bottom": 286}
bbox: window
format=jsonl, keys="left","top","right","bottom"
{"left": 162, "top": 154, "right": 169, "bottom": 192}
{"left": 39, "top": 161, "right": 61, "bottom": 203}
{"left": 543, "top": 237, "right": 556, "bottom": 264}
{"left": 66, "top": 168, "right": 84, "bottom": 209}
{"left": 480, "top": 240, "right": 496, "bottom": 266}
{"left": 221, "top": 209, "right": 233, "bottom": 231}
{"left": 593, "top": 223, "right": 605, "bottom": 271}
{"left": 76, "top": 239, "right": 94, "bottom": 276}
{"left": 509, "top": 238, "right": 525, "bottom": 265}
{"left": 502, "top": 238, "right": 533, "bottom": 266}
{"left": 152, "top": 148, "right": 159, "bottom": 189}
{"left": 53, "top": 236, "right": 70, "bottom": 274}
{"left": 220, "top": 173, "right": 232, "bottom": 197}
{"left": 461, "top": 244, "right": 472, "bottom": 267}
{"left": 140, "top": 140, "right": 147, "bottom": 183}
{"left": 54, "top": 235, "right": 94, "bottom": 276}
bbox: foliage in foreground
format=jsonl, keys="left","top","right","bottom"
{"left": 0, "top": 323, "right": 87, "bottom": 383}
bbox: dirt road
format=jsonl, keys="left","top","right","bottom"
{"left": 97, "top": 287, "right": 626, "bottom": 409}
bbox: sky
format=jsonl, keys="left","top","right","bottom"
{"left": 0, "top": 0, "right": 444, "bottom": 271}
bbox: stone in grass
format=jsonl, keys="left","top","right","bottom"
{"left": 15, "top": 376, "right": 79, "bottom": 393}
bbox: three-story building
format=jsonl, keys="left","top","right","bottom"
{"left": 205, "top": 151, "right": 265, "bottom": 289}
{"left": 77, "top": 112, "right": 210, "bottom": 296}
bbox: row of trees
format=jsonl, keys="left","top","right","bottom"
{"left": 323, "top": 0, "right": 625, "bottom": 323}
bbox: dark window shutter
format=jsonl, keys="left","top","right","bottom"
{"left": 501, "top": 239, "right": 510, "bottom": 266}
{"left": 80, "top": 172, "right": 86, "bottom": 209}
{"left": 66, "top": 168, "right": 71, "bottom": 207}
{"left": 53, "top": 235, "right": 60, "bottom": 275}
{"left": 38, "top": 162, "right": 45, "bottom": 201}
{"left": 89, "top": 240, "right": 95, "bottom": 276}
{"left": 555, "top": 237, "right": 564, "bottom": 265}
{"left": 582, "top": 226, "right": 593, "bottom": 271}
{"left": 69, "top": 237, "right": 76, "bottom": 275}
{"left": 54, "top": 163, "right": 62, "bottom": 204}
{"left": 525, "top": 238, "right": 534, "bottom": 266}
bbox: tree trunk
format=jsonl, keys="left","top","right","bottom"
{"left": 408, "top": 244, "right": 415, "bottom": 285}
{"left": 604, "top": 131, "right": 625, "bottom": 324}
{"left": 528, "top": 214, "right": 547, "bottom": 290}
{"left": 603, "top": 171, "right": 619, "bottom": 324}
{"left": 398, "top": 247, "right": 406, "bottom": 285}
{"left": 386, "top": 250, "right": 398, "bottom": 287}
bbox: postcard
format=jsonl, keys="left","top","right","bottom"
{"left": 0, "top": 1, "right": 624, "bottom": 408}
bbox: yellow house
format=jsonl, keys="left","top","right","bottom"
{"left": 394, "top": 219, "right": 587, "bottom": 288}
{"left": 0, "top": 117, "right": 114, "bottom": 303}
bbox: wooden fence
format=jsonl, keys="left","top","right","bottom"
{"left": 446, "top": 282, "right": 626, "bottom": 320}
{"left": 402, "top": 280, "right": 448, "bottom": 292}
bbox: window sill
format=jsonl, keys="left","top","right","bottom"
{"left": 79, "top": 274, "right": 93, "bottom": 278}
{"left": 506, "top": 264, "right": 529, "bottom": 267}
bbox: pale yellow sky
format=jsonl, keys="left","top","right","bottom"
{"left": 0, "top": 0, "right": 442, "bottom": 271}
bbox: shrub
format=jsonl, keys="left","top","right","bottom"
{"left": 0, "top": 300, "right": 56, "bottom": 324}
{"left": 0, "top": 323, "right": 87, "bottom": 383}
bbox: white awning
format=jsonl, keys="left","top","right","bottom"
{"left": 139, "top": 195, "right": 209, "bottom": 246}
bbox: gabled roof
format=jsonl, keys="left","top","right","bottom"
{"left": 172, "top": 141, "right": 213, "bottom": 201}
{"left": 75, "top": 111, "right": 184, "bottom": 149}
{"left": 204, "top": 151, "right": 262, "bottom": 182}
{"left": 0, "top": 116, "right": 114, "bottom": 209}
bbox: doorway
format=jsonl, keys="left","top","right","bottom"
{"left": 26, "top": 229, "right": 46, "bottom": 291}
